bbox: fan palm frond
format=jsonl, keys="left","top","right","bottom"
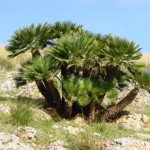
{"left": 6, "top": 23, "right": 52, "bottom": 57}
{"left": 49, "top": 32, "right": 100, "bottom": 68}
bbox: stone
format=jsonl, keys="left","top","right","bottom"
{"left": 100, "top": 137, "right": 150, "bottom": 150}
{"left": 74, "top": 115, "right": 85, "bottom": 125}
{"left": 48, "top": 140, "right": 67, "bottom": 150}
{"left": 141, "top": 114, "right": 149, "bottom": 123}
{"left": 116, "top": 113, "right": 150, "bottom": 131}
{"left": 93, "top": 132, "right": 101, "bottom": 137}
{"left": 0, "top": 80, "right": 15, "bottom": 92}
{"left": 118, "top": 84, "right": 150, "bottom": 107}
{"left": 32, "top": 108, "right": 52, "bottom": 120}
{"left": 0, "top": 132, "right": 33, "bottom": 150}
{"left": 63, "top": 126, "right": 85, "bottom": 135}
{"left": 136, "top": 133, "right": 150, "bottom": 140}
{"left": 18, "top": 127, "right": 37, "bottom": 140}
{"left": 52, "top": 125, "right": 62, "bottom": 129}
{"left": 0, "top": 104, "right": 10, "bottom": 114}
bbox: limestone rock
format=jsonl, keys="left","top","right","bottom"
{"left": 74, "top": 115, "right": 85, "bottom": 125}
{"left": 48, "top": 140, "right": 67, "bottom": 150}
{"left": 116, "top": 113, "right": 150, "bottom": 131}
{"left": 32, "top": 108, "right": 52, "bottom": 120}
{"left": 63, "top": 126, "right": 85, "bottom": 135}
{"left": 0, "top": 104, "right": 10, "bottom": 114}
{"left": 0, "top": 132, "right": 33, "bottom": 150}
{"left": 100, "top": 137, "right": 150, "bottom": 150}
{"left": 18, "top": 127, "right": 37, "bottom": 140}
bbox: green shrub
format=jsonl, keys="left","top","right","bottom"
{"left": 68, "top": 132, "right": 96, "bottom": 150}
{"left": 10, "top": 101, "right": 33, "bottom": 125}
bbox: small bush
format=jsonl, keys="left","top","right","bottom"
{"left": 10, "top": 101, "right": 33, "bottom": 125}
{"left": 68, "top": 132, "right": 96, "bottom": 150}
{"left": 96, "top": 122, "right": 109, "bottom": 133}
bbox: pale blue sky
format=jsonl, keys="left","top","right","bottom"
{"left": 0, "top": 0, "right": 150, "bottom": 53}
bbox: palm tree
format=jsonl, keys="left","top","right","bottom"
{"left": 6, "top": 21, "right": 83, "bottom": 109}
{"left": 6, "top": 23, "right": 57, "bottom": 106}
{"left": 97, "top": 35, "right": 142, "bottom": 120}
{"left": 18, "top": 32, "right": 102, "bottom": 118}
{"left": 7, "top": 23, "right": 143, "bottom": 122}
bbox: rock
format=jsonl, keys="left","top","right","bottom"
{"left": 52, "top": 124, "right": 62, "bottom": 129}
{"left": 116, "top": 113, "right": 150, "bottom": 131}
{"left": 63, "top": 126, "right": 85, "bottom": 135}
{"left": 74, "top": 115, "right": 85, "bottom": 125}
{"left": 0, "top": 104, "right": 10, "bottom": 114}
{"left": 118, "top": 84, "right": 150, "bottom": 107}
{"left": 136, "top": 133, "right": 150, "bottom": 140}
{"left": 93, "top": 132, "right": 101, "bottom": 137}
{"left": 141, "top": 114, "right": 149, "bottom": 123}
{"left": 0, "top": 74, "right": 42, "bottom": 99}
{"left": 18, "top": 127, "right": 37, "bottom": 140}
{"left": 52, "top": 124, "right": 85, "bottom": 135}
{"left": 0, "top": 132, "right": 33, "bottom": 150}
{"left": 48, "top": 140, "right": 67, "bottom": 150}
{"left": 100, "top": 137, "right": 150, "bottom": 150}
{"left": 0, "top": 80, "right": 16, "bottom": 92}
{"left": 134, "top": 89, "right": 150, "bottom": 106}
{"left": 32, "top": 108, "right": 52, "bottom": 120}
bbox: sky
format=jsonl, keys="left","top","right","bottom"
{"left": 0, "top": 0, "right": 150, "bottom": 53}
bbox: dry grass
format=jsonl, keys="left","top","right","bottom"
{"left": 139, "top": 54, "right": 150, "bottom": 66}
{"left": 0, "top": 47, "right": 31, "bottom": 70}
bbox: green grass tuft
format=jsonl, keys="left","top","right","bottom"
{"left": 10, "top": 100, "right": 33, "bottom": 126}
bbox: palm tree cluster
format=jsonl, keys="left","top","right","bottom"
{"left": 6, "top": 21, "right": 143, "bottom": 122}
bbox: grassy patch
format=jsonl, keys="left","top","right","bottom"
{"left": 10, "top": 100, "right": 34, "bottom": 126}
{"left": 68, "top": 131, "right": 97, "bottom": 150}
{"left": 0, "top": 47, "right": 31, "bottom": 71}
{"left": 92, "top": 122, "right": 135, "bottom": 140}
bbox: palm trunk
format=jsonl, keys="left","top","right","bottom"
{"left": 46, "top": 79, "right": 62, "bottom": 112}
{"left": 31, "top": 49, "right": 41, "bottom": 57}
{"left": 61, "top": 101, "right": 73, "bottom": 118}
{"left": 88, "top": 103, "right": 96, "bottom": 122}
{"left": 101, "top": 87, "right": 139, "bottom": 120}
{"left": 35, "top": 79, "right": 54, "bottom": 106}
{"left": 31, "top": 50, "right": 59, "bottom": 107}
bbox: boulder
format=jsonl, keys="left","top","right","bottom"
{"left": 0, "top": 132, "right": 33, "bottom": 150}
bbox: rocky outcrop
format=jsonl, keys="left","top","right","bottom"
{"left": 100, "top": 137, "right": 150, "bottom": 150}
{"left": 0, "top": 132, "right": 33, "bottom": 150}
{"left": 116, "top": 113, "right": 150, "bottom": 131}
{"left": 118, "top": 84, "right": 150, "bottom": 107}
{"left": 0, "top": 80, "right": 16, "bottom": 92}
{"left": 52, "top": 124, "right": 85, "bottom": 135}
{"left": 32, "top": 108, "right": 52, "bottom": 120}
{"left": 0, "top": 104, "right": 10, "bottom": 114}
{"left": 17, "top": 127, "right": 37, "bottom": 140}
{"left": 48, "top": 140, "right": 67, "bottom": 150}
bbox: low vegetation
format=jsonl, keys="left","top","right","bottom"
{"left": 0, "top": 47, "right": 31, "bottom": 70}
{"left": 0, "top": 94, "right": 139, "bottom": 147}
{"left": 10, "top": 100, "right": 34, "bottom": 125}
